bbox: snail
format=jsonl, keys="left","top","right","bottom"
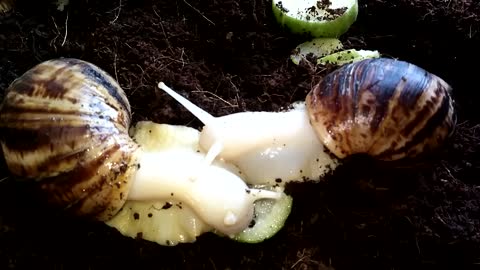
{"left": 158, "top": 57, "right": 456, "bottom": 185}
{"left": 0, "top": 58, "right": 282, "bottom": 236}
{"left": 305, "top": 57, "right": 456, "bottom": 160}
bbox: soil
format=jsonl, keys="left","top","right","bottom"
{"left": 0, "top": 0, "right": 479, "bottom": 269}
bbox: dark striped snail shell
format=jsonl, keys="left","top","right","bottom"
{"left": 306, "top": 57, "right": 456, "bottom": 161}
{"left": 0, "top": 58, "right": 140, "bottom": 221}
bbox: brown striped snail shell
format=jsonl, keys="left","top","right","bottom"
{"left": 306, "top": 57, "right": 456, "bottom": 161}
{"left": 0, "top": 58, "right": 140, "bottom": 221}
{"left": 0, "top": 0, "right": 15, "bottom": 13}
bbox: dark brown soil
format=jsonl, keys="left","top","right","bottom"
{"left": 0, "top": 0, "right": 479, "bottom": 269}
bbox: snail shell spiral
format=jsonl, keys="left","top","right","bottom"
{"left": 306, "top": 57, "right": 456, "bottom": 161}
{"left": 0, "top": 58, "right": 139, "bottom": 221}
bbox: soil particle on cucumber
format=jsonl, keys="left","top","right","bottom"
{"left": 304, "top": 0, "right": 348, "bottom": 21}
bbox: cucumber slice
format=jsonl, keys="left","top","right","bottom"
{"left": 291, "top": 38, "right": 343, "bottom": 65}
{"left": 272, "top": 0, "right": 359, "bottom": 38}
{"left": 318, "top": 49, "right": 380, "bottom": 66}
{"left": 105, "top": 199, "right": 212, "bottom": 246}
{"left": 129, "top": 121, "right": 202, "bottom": 152}
{"left": 230, "top": 191, "right": 293, "bottom": 243}
{"left": 107, "top": 122, "right": 293, "bottom": 246}
{"left": 107, "top": 123, "right": 213, "bottom": 245}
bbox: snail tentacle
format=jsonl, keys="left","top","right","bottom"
{"left": 158, "top": 82, "right": 340, "bottom": 185}
{"left": 158, "top": 82, "right": 226, "bottom": 163}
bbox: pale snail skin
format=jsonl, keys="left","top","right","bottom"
{"left": 159, "top": 82, "right": 340, "bottom": 186}
{"left": 158, "top": 57, "right": 456, "bottom": 184}
{"left": 0, "top": 58, "right": 281, "bottom": 236}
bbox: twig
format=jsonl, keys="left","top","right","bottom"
{"left": 208, "top": 258, "right": 217, "bottom": 270}
{"left": 50, "top": 16, "right": 60, "bottom": 50}
{"left": 290, "top": 249, "right": 307, "bottom": 269}
{"left": 61, "top": 12, "right": 69, "bottom": 47}
{"left": 226, "top": 76, "right": 244, "bottom": 111}
{"left": 441, "top": 161, "right": 458, "bottom": 182}
{"left": 251, "top": 0, "right": 258, "bottom": 23}
{"left": 192, "top": 89, "right": 238, "bottom": 108}
{"left": 110, "top": 0, "right": 122, "bottom": 24}
{"left": 179, "top": 48, "right": 185, "bottom": 68}
{"left": 183, "top": 0, "right": 215, "bottom": 26}
{"left": 113, "top": 52, "right": 119, "bottom": 83}
{"left": 152, "top": 7, "right": 173, "bottom": 54}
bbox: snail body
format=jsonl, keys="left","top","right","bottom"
{"left": 159, "top": 57, "right": 456, "bottom": 184}
{"left": 0, "top": 58, "right": 281, "bottom": 236}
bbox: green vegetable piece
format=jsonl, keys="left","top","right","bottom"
{"left": 106, "top": 199, "right": 211, "bottom": 246}
{"left": 318, "top": 49, "right": 381, "bottom": 66}
{"left": 272, "top": 0, "right": 359, "bottom": 38}
{"left": 107, "top": 122, "right": 293, "bottom": 246}
{"left": 291, "top": 38, "right": 344, "bottom": 65}
{"left": 230, "top": 192, "right": 293, "bottom": 243}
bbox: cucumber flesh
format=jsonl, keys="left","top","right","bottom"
{"left": 291, "top": 38, "right": 343, "bottom": 65}
{"left": 107, "top": 122, "right": 213, "bottom": 246}
{"left": 229, "top": 191, "right": 293, "bottom": 243}
{"left": 318, "top": 49, "right": 381, "bottom": 66}
{"left": 107, "top": 122, "right": 293, "bottom": 246}
{"left": 106, "top": 199, "right": 211, "bottom": 246}
{"left": 272, "top": 0, "right": 359, "bottom": 38}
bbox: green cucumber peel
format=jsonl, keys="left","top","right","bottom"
{"left": 318, "top": 49, "right": 381, "bottom": 66}
{"left": 272, "top": 0, "right": 359, "bottom": 38}
{"left": 230, "top": 192, "right": 293, "bottom": 243}
{"left": 291, "top": 37, "right": 343, "bottom": 65}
